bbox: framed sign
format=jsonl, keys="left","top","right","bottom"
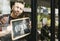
{"left": 10, "top": 17, "right": 31, "bottom": 40}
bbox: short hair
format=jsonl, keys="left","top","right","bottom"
{"left": 10, "top": 0, "right": 25, "bottom": 9}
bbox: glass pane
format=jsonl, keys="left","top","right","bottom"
{"left": 37, "top": 0, "right": 58, "bottom": 41}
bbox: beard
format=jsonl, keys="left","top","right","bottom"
{"left": 13, "top": 11, "right": 21, "bottom": 17}
{"left": 15, "top": 12, "right": 20, "bottom": 16}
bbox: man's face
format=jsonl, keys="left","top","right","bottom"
{"left": 12, "top": 2, "right": 24, "bottom": 16}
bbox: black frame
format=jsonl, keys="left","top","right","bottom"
{"left": 58, "top": 0, "right": 60, "bottom": 41}
{"left": 30, "top": 0, "right": 37, "bottom": 41}
{"left": 50, "top": 0, "right": 55, "bottom": 41}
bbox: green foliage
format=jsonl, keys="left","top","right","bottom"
{"left": 37, "top": 13, "right": 48, "bottom": 30}
{"left": 25, "top": 4, "right": 31, "bottom": 8}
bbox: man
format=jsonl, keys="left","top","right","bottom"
{"left": 0, "top": 0, "right": 30, "bottom": 41}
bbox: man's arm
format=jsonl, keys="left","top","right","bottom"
{"left": 0, "top": 25, "right": 11, "bottom": 37}
{"left": 0, "top": 30, "right": 10, "bottom": 37}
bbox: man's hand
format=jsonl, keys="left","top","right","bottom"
{"left": 1, "top": 16, "right": 9, "bottom": 24}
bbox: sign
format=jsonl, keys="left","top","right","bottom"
{"left": 11, "top": 17, "right": 31, "bottom": 40}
